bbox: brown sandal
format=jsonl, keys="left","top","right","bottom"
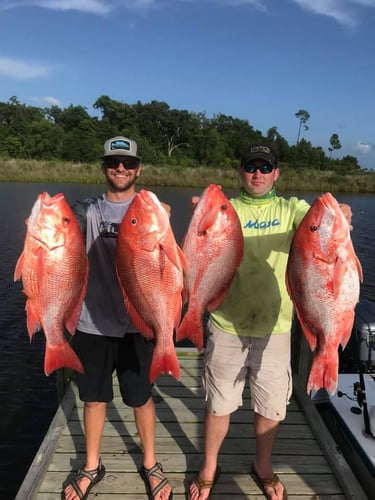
{"left": 251, "top": 464, "right": 288, "bottom": 499}
{"left": 189, "top": 466, "right": 221, "bottom": 499}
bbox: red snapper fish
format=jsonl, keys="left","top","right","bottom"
{"left": 14, "top": 192, "right": 88, "bottom": 375}
{"left": 176, "top": 184, "right": 244, "bottom": 351}
{"left": 286, "top": 192, "right": 363, "bottom": 394}
{"left": 115, "top": 189, "right": 186, "bottom": 383}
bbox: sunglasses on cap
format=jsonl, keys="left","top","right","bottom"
{"left": 103, "top": 157, "right": 139, "bottom": 170}
{"left": 243, "top": 163, "right": 274, "bottom": 174}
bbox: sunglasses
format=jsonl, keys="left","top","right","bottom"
{"left": 103, "top": 158, "right": 139, "bottom": 170}
{"left": 243, "top": 163, "right": 274, "bottom": 174}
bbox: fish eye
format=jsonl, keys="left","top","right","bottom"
{"left": 62, "top": 217, "right": 71, "bottom": 225}
{"left": 221, "top": 204, "right": 228, "bottom": 211}
{"left": 310, "top": 225, "right": 318, "bottom": 232}
{"left": 130, "top": 218, "right": 137, "bottom": 225}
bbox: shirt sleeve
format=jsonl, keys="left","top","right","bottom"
{"left": 292, "top": 198, "right": 310, "bottom": 229}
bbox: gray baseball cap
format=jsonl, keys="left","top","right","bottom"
{"left": 101, "top": 136, "right": 141, "bottom": 160}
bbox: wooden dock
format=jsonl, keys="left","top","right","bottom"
{"left": 16, "top": 351, "right": 368, "bottom": 499}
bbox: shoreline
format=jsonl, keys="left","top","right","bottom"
{"left": 1, "top": 158, "right": 375, "bottom": 193}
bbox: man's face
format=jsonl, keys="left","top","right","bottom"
{"left": 240, "top": 158, "right": 279, "bottom": 197}
{"left": 102, "top": 156, "right": 141, "bottom": 192}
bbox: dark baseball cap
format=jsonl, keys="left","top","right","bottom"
{"left": 241, "top": 144, "right": 278, "bottom": 169}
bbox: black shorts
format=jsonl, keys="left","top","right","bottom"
{"left": 72, "top": 331, "right": 154, "bottom": 407}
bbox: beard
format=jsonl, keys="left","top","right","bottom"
{"left": 105, "top": 171, "right": 139, "bottom": 192}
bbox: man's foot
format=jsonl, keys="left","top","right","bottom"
{"left": 251, "top": 463, "right": 288, "bottom": 500}
{"left": 188, "top": 466, "right": 221, "bottom": 500}
{"left": 64, "top": 457, "right": 105, "bottom": 500}
{"left": 139, "top": 462, "right": 173, "bottom": 499}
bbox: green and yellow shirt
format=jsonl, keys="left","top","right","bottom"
{"left": 210, "top": 189, "right": 310, "bottom": 338}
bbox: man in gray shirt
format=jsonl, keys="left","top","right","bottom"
{"left": 64, "top": 136, "right": 172, "bottom": 500}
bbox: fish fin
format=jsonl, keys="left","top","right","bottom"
{"left": 125, "top": 298, "right": 154, "bottom": 339}
{"left": 44, "top": 342, "right": 84, "bottom": 376}
{"left": 197, "top": 208, "right": 218, "bottom": 235}
{"left": 339, "top": 315, "right": 355, "bottom": 350}
{"left": 65, "top": 263, "right": 89, "bottom": 335}
{"left": 177, "top": 245, "right": 188, "bottom": 271}
{"left": 356, "top": 255, "right": 363, "bottom": 283}
{"left": 65, "top": 305, "right": 82, "bottom": 335}
{"left": 176, "top": 310, "right": 204, "bottom": 351}
{"left": 207, "top": 287, "right": 229, "bottom": 312}
{"left": 295, "top": 312, "right": 318, "bottom": 352}
{"left": 181, "top": 286, "right": 189, "bottom": 305}
{"left": 116, "top": 273, "right": 154, "bottom": 339}
{"left": 149, "top": 348, "right": 181, "bottom": 383}
{"left": 26, "top": 301, "right": 41, "bottom": 340}
{"left": 307, "top": 352, "right": 338, "bottom": 395}
{"left": 332, "top": 258, "right": 347, "bottom": 297}
{"left": 14, "top": 252, "right": 25, "bottom": 281}
{"left": 160, "top": 240, "right": 185, "bottom": 271}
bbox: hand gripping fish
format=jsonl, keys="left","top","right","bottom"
{"left": 14, "top": 192, "right": 88, "bottom": 376}
{"left": 286, "top": 192, "right": 363, "bottom": 394}
{"left": 115, "top": 190, "right": 186, "bottom": 383}
{"left": 176, "top": 184, "right": 244, "bottom": 351}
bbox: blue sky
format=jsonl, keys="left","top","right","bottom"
{"left": 0, "top": 0, "right": 374, "bottom": 169}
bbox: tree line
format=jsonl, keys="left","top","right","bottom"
{"left": 0, "top": 96, "right": 363, "bottom": 173}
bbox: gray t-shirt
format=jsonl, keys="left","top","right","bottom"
{"left": 72, "top": 193, "right": 137, "bottom": 337}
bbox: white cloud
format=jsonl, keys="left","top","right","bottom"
{"left": 0, "top": 57, "right": 51, "bottom": 79}
{"left": 292, "top": 0, "right": 375, "bottom": 28}
{"left": 0, "top": 0, "right": 271, "bottom": 14}
{"left": 0, "top": 0, "right": 113, "bottom": 14}
{"left": 176, "top": 0, "right": 266, "bottom": 7}
{"left": 354, "top": 142, "right": 373, "bottom": 154}
{"left": 31, "top": 96, "right": 62, "bottom": 107}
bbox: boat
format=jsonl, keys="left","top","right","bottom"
{"left": 312, "top": 299, "right": 375, "bottom": 498}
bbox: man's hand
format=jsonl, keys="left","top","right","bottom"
{"left": 191, "top": 196, "right": 200, "bottom": 212}
{"left": 161, "top": 202, "right": 171, "bottom": 217}
{"left": 339, "top": 203, "right": 353, "bottom": 230}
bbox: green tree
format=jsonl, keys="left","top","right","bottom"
{"left": 328, "top": 133, "right": 342, "bottom": 156}
{"left": 195, "top": 126, "right": 226, "bottom": 166}
{"left": 211, "top": 113, "right": 261, "bottom": 163}
{"left": 24, "top": 121, "right": 65, "bottom": 160}
{"left": 266, "top": 126, "right": 290, "bottom": 162}
{"left": 295, "top": 109, "right": 310, "bottom": 144}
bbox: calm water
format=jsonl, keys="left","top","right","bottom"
{"left": 1, "top": 183, "right": 375, "bottom": 498}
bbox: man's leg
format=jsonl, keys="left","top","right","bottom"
{"left": 134, "top": 396, "right": 157, "bottom": 468}
{"left": 64, "top": 401, "right": 106, "bottom": 500}
{"left": 188, "top": 410, "right": 230, "bottom": 500}
{"left": 253, "top": 413, "right": 286, "bottom": 500}
{"left": 134, "top": 396, "right": 172, "bottom": 500}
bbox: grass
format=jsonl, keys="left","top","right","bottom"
{"left": 1, "top": 157, "right": 375, "bottom": 193}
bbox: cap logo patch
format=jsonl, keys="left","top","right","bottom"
{"left": 110, "top": 139, "right": 131, "bottom": 152}
{"left": 250, "top": 145, "right": 271, "bottom": 155}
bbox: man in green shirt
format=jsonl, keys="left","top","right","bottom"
{"left": 188, "top": 144, "right": 351, "bottom": 500}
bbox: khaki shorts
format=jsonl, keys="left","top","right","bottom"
{"left": 203, "top": 321, "right": 292, "bottom": 421}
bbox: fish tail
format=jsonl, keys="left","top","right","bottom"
{"left": 149, "top": 349, "right": 181, "bottom": 383}
{"left": 176, "top": 312, "right": 204, "bottom": 352}
{"left": 44, "top": 342, "right": 84, "bottom": 376}
{"left": 307, "top": 353, "right": 338, "bottom": 395}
